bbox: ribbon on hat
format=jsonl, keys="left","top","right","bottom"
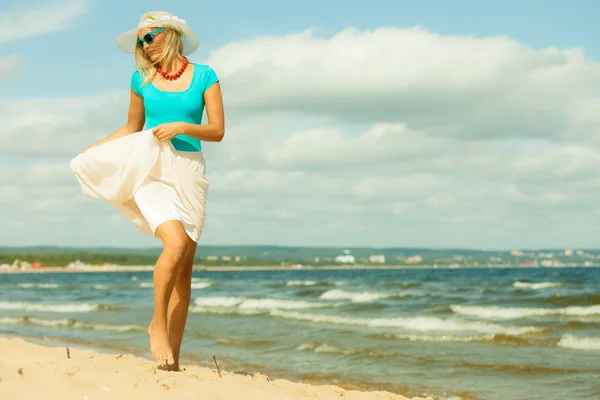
{"left": 139, "top": 15, "right": 186, "bottom": 27}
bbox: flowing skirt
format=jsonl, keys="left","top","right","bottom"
{"left": 69, "top": 129, "right": 209, "bottom": 242}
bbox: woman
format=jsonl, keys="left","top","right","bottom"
{"left": 72, "top": 11, "right": 224, "bottom": 370}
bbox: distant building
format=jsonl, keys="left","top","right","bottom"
{"left": 510, "top": 250, "right": 524, "bottom": 257}
{"left": 206, "top": 256, "right": 218, "bottom": 261}
{"left": 335, "top": 255, "right": 355, "bottom": 264}
{"left": 369, "top": 255, "right": 386, "bottom": 263}
{"left": 405, "top": 255, "right": 422, "bottom": 264}
{"left": 564, "top": 249, "right": 573, "bottom": 256}
{"left": 540, "top": 259, "right": 563, "bottom": 267}
{"left": 222, "top": 256, "right": 232, "bottom": 261}
{"left": 537, "top": 252, "right": 553, "bottom": 259}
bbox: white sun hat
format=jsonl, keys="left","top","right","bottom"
{"left": 116, "top": 11, "right": 199, "bottom": 56}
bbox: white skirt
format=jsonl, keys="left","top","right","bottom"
{"left": 69, "top": 129, "right": 209, "bottom": 242}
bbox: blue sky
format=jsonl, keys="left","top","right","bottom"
{"left": 4, "top": 0, "right": 600, "bottom": 97}
{"left": 3, "top": 0, "right": 600, "bottom": 249}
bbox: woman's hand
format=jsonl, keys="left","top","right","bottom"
{"left": 152, "top": 122, "right": 184, "bottom": 142}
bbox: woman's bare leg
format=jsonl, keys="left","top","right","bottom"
{"left": 148, "top": 220, "right": 189, "bottom": 366}
{"left": 167, "top": 235, "right": 198, "bottom": 370}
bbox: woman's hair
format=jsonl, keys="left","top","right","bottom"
{"left": 134, "top": 25, "right": 185, "bottom": 86}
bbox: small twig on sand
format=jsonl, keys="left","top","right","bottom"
{"left": 212, "top": 355, "right": 222, "bottom": 377}
{"left": 116, "top": 354, "right": 124, "bottom": 359}
{"left": 66, "top": 348, "right": 71, "bottom": 359}
{"left": 18, "top": 368, "right": 23, "bottom": 376}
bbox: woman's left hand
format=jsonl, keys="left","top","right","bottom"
{"left": 152, "top": 122, "right": 185, "bottom": 141}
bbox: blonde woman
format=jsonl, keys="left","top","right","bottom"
{"left": 72, "top": 11, "right": 224, "bottom": 370}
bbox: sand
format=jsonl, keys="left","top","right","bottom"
{"left": 0, "top": 337, "right": 435, "bottom": 400}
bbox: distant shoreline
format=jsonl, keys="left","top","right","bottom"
{"left": 1, "top": 264, "right": 598, "bottom": 273}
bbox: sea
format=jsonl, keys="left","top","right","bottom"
{"left": 1, "top": 266, "right": 599, "bottom": 400}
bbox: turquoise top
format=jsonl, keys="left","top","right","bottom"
{"left": 130, "top": 63, "right": 219, "bottom": 152}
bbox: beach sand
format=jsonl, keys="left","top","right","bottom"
{"left": 0, "top": 337, "right": 434, "bottom": 400}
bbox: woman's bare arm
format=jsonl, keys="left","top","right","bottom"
{"left": 179, "top": 82, "right": 225, "bottom": 142}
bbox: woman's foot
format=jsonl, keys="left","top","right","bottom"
{"left": 148, "top": 320, "right": 175, "bottom": 366}
{"left": 157, "top": 363, "right": 181, "bottom": 372}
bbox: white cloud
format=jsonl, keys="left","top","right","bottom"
{"left": 0, "top": 91, "right": 128, "bottom": 155}
{"left": 3, "top": 26, "right": 600, "bottom": 248}
{"left": 0, "top": 0, "right": 88, "bottom": 43}
{"left": 207, "top": 27, "right": 600, "bottom": 141}
{"left": 0, "top": 55, "right": 22, "bottom": 83}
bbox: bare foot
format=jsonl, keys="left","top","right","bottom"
{"left": 148, "top": 320, "right": 175, "bottom": 366}
{"left": 157, "top": 363, "right": 181, "bottom": 372}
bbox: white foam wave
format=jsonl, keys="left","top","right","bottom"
{"left": 73, "top": 321, "right": 144, "bottom": 332}
{"left": 557, "top": 334, "right": 600, "bottom": 351}
{"left": 141, "top": 280, "right": 211, "bottom": 289}
{"left": 270, "top": 310, "right": 542, "bottom": 336}
{"left": 513, "top": 281, "right": 562, "bottom": 290}
{"left": 0, "top": 317, "right": 23, "bottom": 325}
{"left": 385, "top": 333, "right": 493, "bottom": 343}
{"left": 191, "top": 282, "right": 212, "bottom": 289}
{"left": 287, "top": 280, "right": 319, "bottom": 286}
{"left": 192, "top": 296, "right": 342, "bottom": 315}
{"left": 296, "top": 342, "right": 393, "bottom": 357}
{"left": 451, "top": 304, "right": 600, "bottom": 319}
{"left": 92, "top": 284, "right": 111, "bottom": 290}
{"left": 0, "top": 301, "right": 98, "bottom": 313}
{"left": 319, "top": 289, "right": 405, "bottom": 303}
{"left": 17, "top": 283, "right": 60, "bottom": 289}
{"left": 0, "top": 316, "right": 143, "bottom": 332}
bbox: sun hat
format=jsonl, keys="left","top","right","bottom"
{"left": 116, "top": 11, "right": 199, "bottom": 56}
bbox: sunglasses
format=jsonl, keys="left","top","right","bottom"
{"left": 136, "top": 28, "right": 164, "bottom": 49}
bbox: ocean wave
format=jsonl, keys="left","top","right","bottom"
{"left": 191, "top": 296, "right": 343, "bottom": 315}
{"left": 513, "top": 281, "right": 562, "bottom": 290}
{"left": 286, "top": 280, "right": 319, "bottom": 286}
{"left": 450, "top": 304, "right": 600, "bottom": 320}
{"left": 380, "top": 332, "right": 546, "bottom": 346}
{"left": 543, "top": 293, "right": 600, "bottom": 307}
{"left": 296, "top": 342, "right": 394, "bottom": 358}
{"left": 139, "top": 279, "right": 211, "bottom": 289}
{"left": 557, "top": 333, "right": 600, "bottom": 351}
{"left": 0, "top": 301, "right": 99, "bottom": 313}
{"left": 0, "top": 316, "right": 144, "bottom": 332}
{"left": 459, "top": 360, "right": 588, "bottom": 374}
{"left": 17, "top": 283, "right": 60, "bottom": 289}
{"left": 191, "top": 282, "right": 212, "bottom": 289}
{"left": 382, "top": 282, "right": 422, "bottom": 289}
{"left": 381, "top": 333, "right": 491, "bottom": 343}
{"left": 319, "top": 289, "right": 407, "bottom": 303}
{"left": 92, "top": 284, "right": 114, "bottom": 290}
{"left": 270, "top": 310, "right": 542, "bottom": 335}
{"left": 215, "top": 337, "right": 274, "bottom": 347}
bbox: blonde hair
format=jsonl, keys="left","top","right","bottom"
{"left": 134, "top": 25, "right": 185, "bottom": 86}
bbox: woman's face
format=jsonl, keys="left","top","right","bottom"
{"left": 137, "top": 27, "right": 164, "bottom": 62}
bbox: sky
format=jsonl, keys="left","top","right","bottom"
{"left": 2, "top": 0, "right": 600, "bottom": 250}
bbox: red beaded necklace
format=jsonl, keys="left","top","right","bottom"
{"left": 156, "top": 57, "right": 189, "bottom": 80}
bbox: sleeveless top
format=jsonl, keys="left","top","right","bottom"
{"left": 130, "top": 63, "right": 219, "bottom": 152}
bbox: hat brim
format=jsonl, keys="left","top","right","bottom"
{"left": 115, "top": 21, "right": 199, "bottom": 56}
